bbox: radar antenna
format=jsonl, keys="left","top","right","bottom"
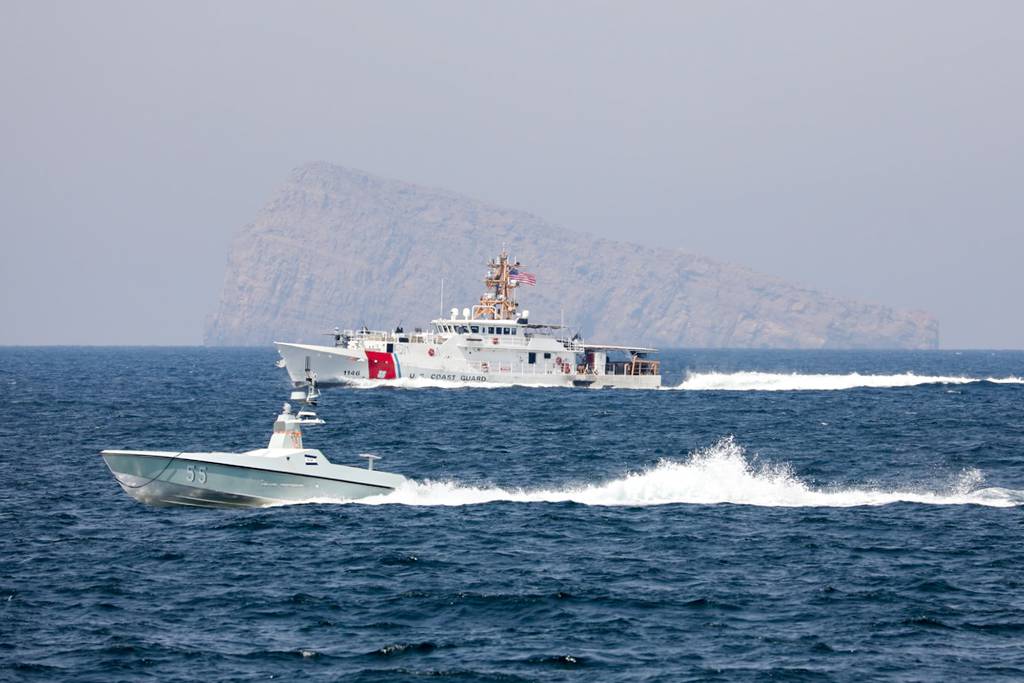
{"left": 472, "top": 250, "right": 524, "bottom": 320}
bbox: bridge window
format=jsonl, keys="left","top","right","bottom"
{"left": 503, "top": 327, "right": 510, "bottom": 335}
{"left": 470, "top": 325, "right": 479, "bottom": 333}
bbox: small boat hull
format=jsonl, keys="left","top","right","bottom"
{"left": 101, "top": 450, "right": 402, "bottom": 509}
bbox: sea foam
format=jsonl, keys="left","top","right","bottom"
{"left": 308, "top": 437, "right": 1023, "bottom": 509}
{"left": 669, "top": 371, "right": 1024, "bottom": 392}
{"left": 336, "top": 371, "right": 1024, "bottom": 391}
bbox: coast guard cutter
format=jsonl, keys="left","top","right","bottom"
{"left": 275, "top": 251, "right": 661, "bottom": 388}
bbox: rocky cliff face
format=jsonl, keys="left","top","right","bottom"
{"left": 205, "top": 162, "right": 939, "bottom": 349}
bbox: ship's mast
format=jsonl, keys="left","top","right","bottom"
{"left": 472, "top": 251, "right": 521, "bottom": 320}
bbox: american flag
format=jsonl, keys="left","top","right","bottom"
{"left": 509, "top": 267, "right": 536, "bottom": 286}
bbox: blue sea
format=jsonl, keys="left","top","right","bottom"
{"left": 2, "top": 347, "right": 1024, "bottom": 681}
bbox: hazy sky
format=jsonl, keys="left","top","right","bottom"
{"left": 2, "top": 1, "right": 1021, "bottom": 347}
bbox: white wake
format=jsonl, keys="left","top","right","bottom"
{"left": 326, "top": 438, "right": 1023, "bottom": 509}
{"left": 669, "top": 371, "right": 1024, "bottom": 392}
{"left": 335, "top": 371, "right": 1024, "bottom": 391}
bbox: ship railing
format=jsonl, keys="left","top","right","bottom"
{"left": 342, "top": 329, "right": 390, "bottom": 342}
{"left": 341, "top": 329, "right": 445, "bottom": 346}
{"left": 466, "top": 360, "right": 575, "bottom": 376}
{"left": 603, "top": 359, "right": 661, "bottom": 376}
{"left": 559, "top": 339, "right": 585, "bottom": 353}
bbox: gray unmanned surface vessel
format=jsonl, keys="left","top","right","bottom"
{"left": 101, "top": 398, "right": 405, "bottom": 508}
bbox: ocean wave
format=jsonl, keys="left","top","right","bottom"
{"left": 308, "top": 437, "right": 1024, "bottom": 509}
{"left": 333, "top": 371, "right": 1024, "bottom": 391}
{"left": 667, "top": 371, "right": 1024, "bottom": 392}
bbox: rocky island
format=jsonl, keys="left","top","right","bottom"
{"left": 205, "top": 162, "right": 938, "bottom": 349}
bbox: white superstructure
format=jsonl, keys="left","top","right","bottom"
{"left": 275, "top": 252, "right": 661, "bottom": 388}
